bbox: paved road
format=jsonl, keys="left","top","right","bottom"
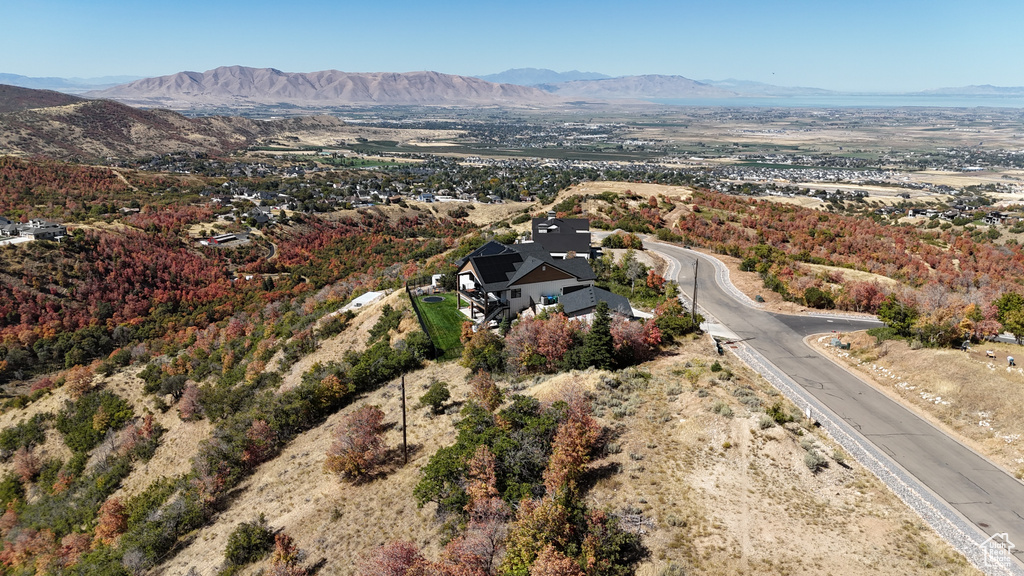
{"left": 649, "top": 241, "right": 1024, "bottom": 569}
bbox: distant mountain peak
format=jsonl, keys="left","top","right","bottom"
{"left": 543, "top": 74, "right": 738, "bottom": 99}
{"left": 478, "top": 68, "right": 610, "bottom": 86}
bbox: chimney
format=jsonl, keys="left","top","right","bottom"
{"left": 547, "top": 210, "right": 556, "bottom": 220}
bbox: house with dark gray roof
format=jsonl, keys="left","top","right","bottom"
{"left": 456, "top": 236, "right": 629, "bottom": 326}
{"left": 530, "top": 211, "right": 592, "bottom": 259}
{"left": 0, "top": 218, "right": 67, "bottom": 241}
{"left": 559, "top": 286, "right": 632, "bottom": 319}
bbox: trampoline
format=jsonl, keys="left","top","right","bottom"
{"left": 422, "top": 296, "right": 444, "bottom": 303}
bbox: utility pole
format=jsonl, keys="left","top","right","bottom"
{"left": 691, "top": 259, "right": 699, "bottom": 322}
{"left": 401, "top": 375, "right": 408, "bottom": 465}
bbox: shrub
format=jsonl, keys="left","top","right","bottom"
{"left": 710, "top": 361, "right": 722, "bottom": 372}
{"left": 804, "top": 449, "right": 829, "bottom": 473}
{"left": 460, "top": 328, "right": 505, "bottom": 373}
{"left": 224, "top": 514, "right": 275, "bottom": 566}
{"left": 358, "top": 541, "right": 426, "bottom": 576}
{"left": 0, "top": 473, "right": 24, "bottom": 507}
{"left": 711, "top": 401, "right": 733, "bottom": 418}
{"left": 368, "top": 304, "right": 403, "bottom": 344}
{"left": 419, "top": 381, "right": 451, "bottom": 415}
{"left": 55, "top": 391, "right": 134, "bottom": 454}
{"left": 758, "top": 415, "right": 775, "bottom": 430}
{"left": 765, "top": 401, "right": 793, "bottom": 424}
{"left": 0, "top": 413, "right": 50, "bottom": 455}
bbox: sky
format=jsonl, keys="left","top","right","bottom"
{"left": 3, "top": 0, "right": 1023, "bottom": 92}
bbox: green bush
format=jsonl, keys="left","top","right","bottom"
{"left": 55, "top": 391, "right": 133, "bottom": 453}
{"left": 765, "top": 401, "right": 793, "bottom": 424}
{"left": 803, "top": 286, "right": 835, "bottom": 309}
{"left": 0, "top": 473, "right": 24, "bottom": 507}
{"left": 368, "top": 304, "right": 403, "bottom": 344}
{"left": 0, "top": 413, "right": 50, "bottom": 455}
{"left": 224, "top": 514, "right": 275, "bottom": 566}
{"left": 419, "top": 381, "right": 451, "bottom": 414}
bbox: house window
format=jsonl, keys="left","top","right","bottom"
{"left": 511, "top": 289, "right": 521, "bottom": 299}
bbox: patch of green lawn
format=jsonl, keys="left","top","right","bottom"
{"left": 415, "top": 293, "right": 465, "bottom": 359}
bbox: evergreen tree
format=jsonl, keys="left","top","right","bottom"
{"left": 581, "top": 301, "right": 615, "bottom": 370}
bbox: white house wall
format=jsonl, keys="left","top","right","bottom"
{"left": 508, "top": 278, "right": 593, "bottom": 316}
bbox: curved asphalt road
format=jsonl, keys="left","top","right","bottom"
{"left": 649, "top": 240, "right": 1024, "bottom": 570}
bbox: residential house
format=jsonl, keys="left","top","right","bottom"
{"left": 453, "top": 238, "right": 636, "bottom": 327}
{"left": 530, "top": 211, "right": 593, "bottom": 259}
{"left": 19, "top": 220, "right": 67, "bottom": 241}
{"left": 558, "top": 286, "right": 632, "bottom": 319}
{"left": 456, "top": 241, "right": 600, "bottom": 325}
{"left": 984, "top": 211, "right": 1007, "bottom": 226}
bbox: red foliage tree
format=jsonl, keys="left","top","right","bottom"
{"left": 358, "top": 541, "right": 428, "bottom": 576}
{"left": 325, "top": 404, "right": 387, "bottom": 480}
{"left": 178, "top": 383, "right": 203, "bottom": 421}
{"left": 57, "top": 532, "right": 91, "bottom": 568}
{"left": 94, "top": 497, "right": 127, "bottom": 545}
{"left": 242, "top": 419, "right": 277, "bottom": 468}
{"left": 12, "top": 447, "right": 40, "bottom": 484}
{"left": 610, "top": 316, "right": 661, "bottom": 364}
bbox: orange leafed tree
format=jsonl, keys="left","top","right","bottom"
{"left": 469, "top": 372, "right": 503, "bottom": 412}
{"left": 325, "top": 404, "right": 388, "bottom": 480}
{"left": 94, "top": 498, "right": 127, "bottom": 545}
{"left": 543, "top": 389, "right": 601, "bottom": 496}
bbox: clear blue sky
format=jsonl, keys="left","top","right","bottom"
{"left": 4, "top": 0, "right": 1022, "bottom": 92}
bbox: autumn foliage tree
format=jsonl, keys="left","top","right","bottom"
{"left": 543, "top": 390, "right": 601, "bottom": 496}
{"left": 325, "top": 404, "right": 388, "bottom": 481}
{"left": 242, "top": 419, "right": 278, "bottom": 468}
{"left": 93, "top": 497, "right": 127, "bottom": 545}
{"left": 610, "top": 315, "right": 661, "bottom": 365}
{"left": 65, "top": 365, "right": 93, "bottom": 398}
{"left": 270, "top": 533, "right": 306, "bottom": 576}
{"left": 469, "top": 371, "right": 503, "bottom": 412}
{"left": 504, "top": 313, "right": 577, "bottom": 375}
{"left": 530, "top": 545, "right": 583, "bottom": 576}
{"left": 358, "top": 541, "right": 427, "bottom": 576}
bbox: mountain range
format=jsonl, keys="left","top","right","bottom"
{"left": 6, "top": 67, "right": 1024, "bottom": 111}
{"left": 0, "top": 73, "right": 142, "bottom": 93}
{"left": 540, "top": 75, "right": 737, "bottom": 99}
{"left": 86, "top": 66, "right": 557, "bottom": 107}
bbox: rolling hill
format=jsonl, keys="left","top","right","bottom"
{"left": 0, "top": 86, "right": 347, "bottom": 160}
{"left": 0, "top": 84, "right": 85, "bottom": 114}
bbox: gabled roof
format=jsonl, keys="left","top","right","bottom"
{"left": 560, "top": 286, "right": 632, "bottom": 317}
{"left": 459, "top": 241, "right": 595, "bottom": 293}
{"left": 457, "top": 240, "right": 513, "bottom": 268}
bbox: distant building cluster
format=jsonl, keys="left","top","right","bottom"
{"left": 0, "top": 217, "right": 67, "bottom": 242}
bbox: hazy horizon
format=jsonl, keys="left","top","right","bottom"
{"left": 6, "top": 0, "right": 1024, "bottom": 93}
